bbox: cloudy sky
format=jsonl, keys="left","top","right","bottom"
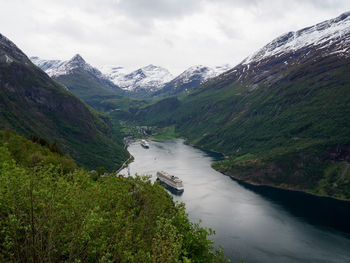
{"left": 1, "top": 0, "right": 350, "bottom": 74}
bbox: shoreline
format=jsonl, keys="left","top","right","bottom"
{"left": 149, "top": 136, "right": 229, "bottom": 159}
{"left": 184, "top": 141, "right": 229, "bottom": 159}
{"left": 115, "top": 154, "right": 134, "bottom": 174}
{"left": 129, "top": 135, "right": 350, "bottom": 203}
{"left": 116, "top": 138, "right": 135, "bottom": 174}
{"left": 218, "top": 170, "right": 350, "bottom": 203}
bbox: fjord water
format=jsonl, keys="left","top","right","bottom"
{"left": 120, "top": 139, "right": 350, "bottom": 263}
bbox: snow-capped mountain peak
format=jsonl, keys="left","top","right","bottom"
{"left": 172, "top": 64, "right": 233, "bottom": 85}
{"left": 99, "top": 64, "right": 174, "bottom": 92}
{"left": 174, "top": 65, "right": 216, "bottom": 84}
{"left": 142, "top": 64, "right": 159, "bottom": 71}
{"left": 243, "top": 11, "right": 350, "bottom": 65}
{"left": 70, "top": 53, "right": 85, "bottom": 63}
{"left": 153, "top": 64, "right": 233, "bottom": 96}
{"left": 31, "top": 54, "right": 104, "bottom": 78}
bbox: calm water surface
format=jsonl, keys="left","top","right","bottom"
{"left": 120, "top": 139, "right": 350, "bottom": 263}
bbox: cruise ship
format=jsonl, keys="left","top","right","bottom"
{"left": 156, "top": 171, "right": 184, "bottom": 194}
{"left": 140, "top": 139, "right": 149, "bottom": 148}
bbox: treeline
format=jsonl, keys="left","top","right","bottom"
{"left": 0, "top": 130, "right": 229, "bottom": 262}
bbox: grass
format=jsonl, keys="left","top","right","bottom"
{"left": 149, "top": 126, "right": 178, "bottom": 140}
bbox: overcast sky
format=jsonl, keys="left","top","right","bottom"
{"left": 1, "top": 0, "right": 350, "bottom": 74}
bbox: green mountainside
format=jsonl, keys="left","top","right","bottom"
{"left": 55, "top": 70, "right": 122, "bottom": 110}
{"left": 0, "top": 33, "right": 129, "bottom": 170}
{"left": 135, "top": 53, "right": 350, "bottom": 200}
{"left": 0, "top": 129, "right": 228, "bottom": 262}
{"left": 48, "top": 62, "right": 149, "bottom": 119}
{"left": 54, "top": 71, "right": 150, "bottom": 124}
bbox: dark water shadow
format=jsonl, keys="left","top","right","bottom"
{"left": 198, "top": 148, "right": 225, "bottom": 162}
{"left": 231, "top": 177, "right": 350, "bottom": 236}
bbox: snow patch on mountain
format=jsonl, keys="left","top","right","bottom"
{"left": 174, "top": 65, "right": 216, "bottom": 84}
{"left": 172, "top": 64, "right": 233, "bottom": 85}
{"left": 243, "top": 11, "right": 350, "bottom": 64}
{"left": 99, "top": 64, "right": 173, "bottom": 92}
{"left": 213, "top": 64, "right": 233, "bottom": 75}
{"left": 99, "top": 65, "right": 127, "bottom": 82}
{"left": 31, "top": 54, "right": 104, "bottom": 78}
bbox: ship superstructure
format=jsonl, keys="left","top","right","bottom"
{"left": 140, "top": 139, "right": 149, "bottom": 148}
{"left": 156, "top": 171, "right": 184, "bottom": 194}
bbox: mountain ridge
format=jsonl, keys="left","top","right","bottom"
{"left": 32, "top": 55, "right": 232, "bottom": 96}
{"left": 31, "top": 54, "right": 107, "bottom": 79}
{"left": 243, "top": 11, "right": 350, "bottom": 65}
{"left": 153, "top": 64, "right": 232, "bottom": 97}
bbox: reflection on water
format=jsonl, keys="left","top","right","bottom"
{"left": 233, "top": 179, "right": 350, "bottom": 235}
{"left": 120, "top": 139, "right": 350, "bottom": 263}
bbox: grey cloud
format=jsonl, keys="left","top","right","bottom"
{"left": 217, "top": 22, "right": 241, "bottom": 39}
{"left": 50, "top": 16, "right": 89, "bottom": 40}
{"left": 115, "top": 0, "right": 202, "bottom": 19}
{"left": 163, "top": 38, "right": 174, "bottom": 48}
{"left": 294, "top": 0, "right": 348, "bottom": 9}
{"left": 208, "top": 0, "right": 345, "bottom": 8}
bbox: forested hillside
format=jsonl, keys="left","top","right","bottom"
{"left": 0, "top": 130, "right": 228, "bottom": 262}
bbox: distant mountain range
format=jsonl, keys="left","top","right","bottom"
{"left": 31, "top": 55, "right": 232, "bottom": 97}
{"left": 100, "top": 64, "right": 173, "bottom": 93}
{"left": 134, "top": 11, "right": 350, "bottom": 200}
{"left": 153, "top": 64, "right": 231, "bottom": 97}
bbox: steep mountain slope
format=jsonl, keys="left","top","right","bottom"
{"left": 153, "top": 65, "right": 231, "bottom": 97}
{"left": 31, "top": 55, "right": 125, "bottom": 111}
{"left": 135, "top": 12, "right": 350, "bottom": 199}
{"left": 31, "top": 54, "right": 110, "bottom": 81}
{"left": 214, "top": 11, "right": 350, "bottom": 92}
{"left": 0, "top": 33, "right": 129, "bottom": 170}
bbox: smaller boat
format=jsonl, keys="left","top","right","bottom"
{"left": 140, "top": 139, "right": 149, "bottom": 148}
{"left": 156, "top": 171, "right": 184, "bottom": 194}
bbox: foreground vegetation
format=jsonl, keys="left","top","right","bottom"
{"left": 0, "top": 130, "right": 228, "bottom": 262}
